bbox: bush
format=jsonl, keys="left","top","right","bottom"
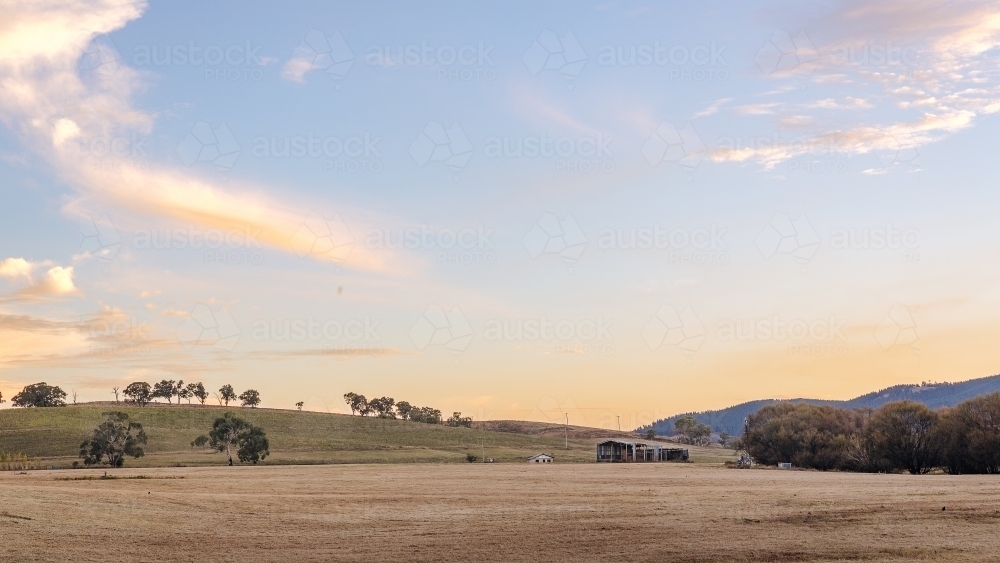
{"left": 936, "top": 393, "right": 1000, "bottom": 474}
{"left": 864, "top": 401, "right": 939, "bottom": 475}
{"left": 744, "top": 403, "right": 866, "bottom": 470}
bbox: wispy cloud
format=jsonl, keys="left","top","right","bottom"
{"left": 717, "top": 0, "right": 1000, "bottom": 169}
{"left": 692, "top": 97, "right": 733, "bottom": 119}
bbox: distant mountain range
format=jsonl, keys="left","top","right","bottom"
{"left": 641, "top": 374, "right": 1000, "bottom": 437}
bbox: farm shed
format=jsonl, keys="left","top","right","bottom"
{"left": 527, "top": 453, "right": 553, "bottom": 463}
{"left": 596, "top": 439, "right": 688, "bottom": 462}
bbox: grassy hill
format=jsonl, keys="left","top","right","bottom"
{"left": 0, "top": 403, "right": 732, "bottom": 468}
{"left": 643, "top": 373, "right": 1000, "bottom": 436}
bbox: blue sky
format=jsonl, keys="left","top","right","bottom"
{"left": 2, "top": 0, "right": 1000, "bottom": 427}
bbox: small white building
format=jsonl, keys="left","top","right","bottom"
{"left": 527, "top": 453, "right": 553, "bottom": 463}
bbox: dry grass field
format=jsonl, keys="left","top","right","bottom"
{"left": 3, "top": 463, "right": 999, "bottom": 563}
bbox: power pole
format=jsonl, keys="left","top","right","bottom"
{"left": 564, "top": 413, "right": 569, "bottom": 449}
{"left": 617, "top": 415, "right": 620, "bottom": 432}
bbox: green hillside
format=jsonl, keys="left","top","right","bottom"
{"left": 0, "top": 403, "right": 733, "bottom": 468}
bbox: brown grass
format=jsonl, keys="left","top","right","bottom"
{"left": 2, "top": 463, "right": 998, "bottom": 562}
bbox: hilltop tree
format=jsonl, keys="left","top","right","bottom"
{"left": 219, "top": 385, "right": 237, "bottom": 406}
{"left": 395, "top": 401, "right": 413, "bottom": 420}
{"left": 187, "top": 382, "right": 208, "bottom": 405}
{"left": 123, "top": 382, "right": 153, "bottom": 407}
{"left": 0, "top": 391, "right": 5, "bottom": 404}
{"left": 192, "top": 413, "right": 268, "bottom": 465}
{"left": 344, "top": 392, "right": 368, "bottom": 416}
{"left": 173, "top": 380, "right": 188, "bottom": 404}
{"left": 152, "top": 380, "right": 176, "bottom": 404}
{"left": 239, "top": 389, "right": 261, "bottom": 408}
{"left": 370, "top": 396, "right": 396, "bottom": 418}
{"left": 447, "top": 412, "right": 473, "bottom": 428}
{"left": 410, "top": 407, "right": 442, "bottom": 424}
{"left": 79, "top": 412, "right": 147, "bottom": 467}
{"left": 12, "top": 382, "right": 67, "bottom": 407}
{"left": 111, "top": 387, "right": 120, "bottom": 403}
{"left": 295, "top": 401, "right": 304, "bottom": 411}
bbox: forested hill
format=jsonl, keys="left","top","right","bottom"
{"left": 642, "top": 374, "right": 1000, "bottom": 437}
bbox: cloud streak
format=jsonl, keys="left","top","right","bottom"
{"left": 0, "top": 0, "right": 400, "bottom": 275}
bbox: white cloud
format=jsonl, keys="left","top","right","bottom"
{"left": 0, "top": 0, "right": 401, "bottom": 276}
{"left": 0, "top": 257, "right": 32, "bottom": 280}
{"left": 723, "top": 0, "right": 1000, "bottom": 170}
{"left": 0, "top": 258, "right": 77, "bottom": 296}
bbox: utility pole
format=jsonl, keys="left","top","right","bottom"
{"left": 617, "top": 415, "right": 621, "bottom": 432}
{"left": 565, "top": 413, "right": 569, "bottom": 449}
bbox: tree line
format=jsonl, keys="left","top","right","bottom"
{"left": 741, "top": 394, "right": 1000, "bottom": 474}
{"left": 343, "top": 392, "right": 473, "bottom": 427}
{"left": 121, "top": 381, "right": 261, "bottom": 408}
{"left": 0, "top": 381, "right": 263, "bottom": 409}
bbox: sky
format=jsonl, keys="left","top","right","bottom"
{"left": 2, "top": 0, "right": 1000, "bottom": 429}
